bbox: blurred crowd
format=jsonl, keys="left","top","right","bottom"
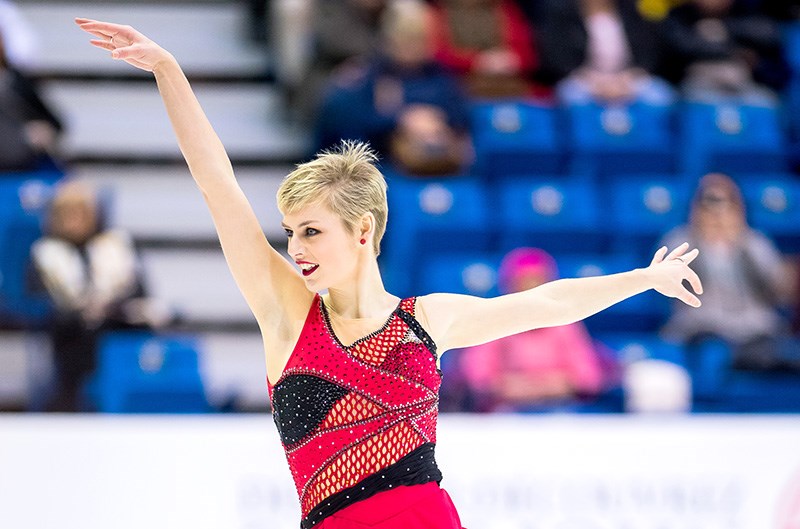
{"left": 2, "top": 0, "right": 800, "bottom": 414}
{"left": 288, "top": 0, "right": 799, "bottom": 176}
{"left": 0, "top": 0, "right": 62, "bottom": 173}
{"left": 290, "top": 0, "right": 800, "bottom": 413}
{"left": 0, "top": 1, "right": 171, "bottom": 412}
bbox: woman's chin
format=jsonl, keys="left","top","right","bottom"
{"left": 302, "top": 275, "right": 327, "bottom": 293}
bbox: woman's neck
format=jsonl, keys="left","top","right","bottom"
{"left": 324, "top": 259, "right": 398, "bottom": 319}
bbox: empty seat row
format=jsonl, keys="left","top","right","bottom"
{"left": 471, "top": 100, "right": 788, "bottom": 181}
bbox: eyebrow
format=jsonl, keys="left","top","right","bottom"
{"left": 280, "top": 220, "right": 320, "bottom": 229}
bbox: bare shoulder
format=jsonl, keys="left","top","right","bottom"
{"left": 416, "top": 292, "right": 464, "bottom": 315}
{"left": 416, "top": 292, "right": 488, "bottom": 316}
{"left": 415, "top": 293, "right": 475, "bottom": 353}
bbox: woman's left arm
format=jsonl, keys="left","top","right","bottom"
{"left": 418, "top": 243, "right": 703, "bottom": 353}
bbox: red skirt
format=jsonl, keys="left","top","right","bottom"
{"left": 317, "top": 482, "right": 465, "bottom": 529}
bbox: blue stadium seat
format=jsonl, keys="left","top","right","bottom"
{"left": 558, "top": 253, "right": 669, "bottom": 333}
{"left": 418, "top": 252, "right": 502, "bottom": 297}
{"left": 595, "top": 333, "right": 686, "bottom": 367}
{"left": 784, "top": 84, "right": 800, "bottom": 168}
{"left": 471, "top": 100, "right": 565, "bottom": 179}
{"left": 740, "top": 176, "right": 800, "bottom": 253}
{"left": 721, "top": 371, "right": 800, "bottom": 413}
{"left": 88, "top": 331, "right": 211, "bottom": 413}
{"left": 784, "top": 22, "right": 800, "bottom": 73}
{"left": 382, "top": 176, "right": 493, "bottom": 296}
{"left": 0, "top": 178, "right": 54, "bottom": 326}
{"left": 606, "top": 176, "right": 691, "bottom": 259}
{"left": 565, "top": 102, "right": 676, "bottom": 178}
{"left": 679, "top": 102, "right": 787, "bottom": 177}
{"left": 497, "top": 178, "right": 607, "bottom": 255}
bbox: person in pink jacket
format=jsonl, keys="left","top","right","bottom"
{"left": 459, "top": 248, "right": 607, "bottom": 412}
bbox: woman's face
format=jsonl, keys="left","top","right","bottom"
{"left": 52, "top": 201, "right": 98, "bottom": 244}
{"left": 282, "top": 202, "right": 362, "bottom": 292}
{"left": 694, "top": 0, "right": 733, "bottom": 16}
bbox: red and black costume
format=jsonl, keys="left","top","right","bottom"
{"left": 268, "top": 294, "right": 461, "bottom": 528}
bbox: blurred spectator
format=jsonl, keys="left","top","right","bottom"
{"left": 246, "top": 0, "right": 270, "bottom": 43}
{"left": 0, "top": 27, "right": 63, "bottom": 172}
{"left": 0, "top": 0, "right": 37, "bottom": 69}
{"left": 430, "top": 0, "right": 538, "bottom": 98}
{"left": 635, "top": 0, "right": 685, "bottom": 21}
{"left": 660, "top": 173, "right": 795, "bottom": 373}
{"left": 456, "top": 248, "right": 609, "bottom": 412}
{"left": 31, "top": 180, "right": 171, "bottom": 411}
{"left": 754, "top": 0, "right": 800, "bottom": 20}
{"left": 292, "top": 0, "right": 387, "bottom": 122}
{"left": 660, "top": 0, "right": 790, "bottom": 103}
{"left": 315, "top": 0, "right": 472, "bottom": 176}
{"left": 535, "top": 0, "right": 674, "bottom": 106}
{"left": 623, "top": 359, "right": 692, "bottom": 413}
{"left": 793, "top": 262, "right": 800, "bottom": 336}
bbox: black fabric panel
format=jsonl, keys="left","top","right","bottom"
{"left": 272, "top": 374, "right": 349, "bottom": 447}
{"left": 301, "top": 443, "right": 442, "bottom": 528}
{"left": 396, "top": 308, "right": 438, "bottom": 358}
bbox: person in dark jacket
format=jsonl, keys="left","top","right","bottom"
{"left": 660, "top": 0, "right": 789, "bottom": 102}
{"left": 315, "top": 0, "right": 471, "bottom": 176}
{"left": 0, "top": 28, "right": 63, "bottom": 172}
{"left": 534, "top": 0, "right": 674, "bottom": 105}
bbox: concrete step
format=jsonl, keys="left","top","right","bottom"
{"left": 72, "top": 163, "right": 291, "bottom": 243}
{"left": 18, "top": 2, "right": 270, "bottom": 80}
{"left": 44, "top": 80, "right": 309, "bottom": 163}
{"left": 142, "top": 246, "right": 259, "bottom": 325}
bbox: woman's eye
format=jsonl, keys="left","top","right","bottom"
{"left": 305, "top": 228, "right": 318, "bottom": 236}
{"left": 284, "top": 229, "right": 293, "bottom": 238}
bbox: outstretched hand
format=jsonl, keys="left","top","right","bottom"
{"left": 75, "top": 18, "right": 172, "bottom": 72}
{"left": 646, "top": 242, "right": 703, "bottom": 307}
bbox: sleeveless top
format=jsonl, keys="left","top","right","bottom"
{"left": 267, "top": 294, "right": 443, "bottom": 528}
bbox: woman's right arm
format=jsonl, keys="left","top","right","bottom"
{"left": 75, "top": 19, "right": 313, "bottom": 328}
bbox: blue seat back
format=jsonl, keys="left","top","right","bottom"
{"left": 680, "top": 102, "right": 787, "bottom": 176}
{"left": 607, "top": 176, "right": 691, "bottom": 258}
{"left": 471, "top": 101, "right": 564, "bottom": 178}
{"left": 740, "top": 177, "right": 800, "bottom": 252}
{"left": 567, "top": 102, "right": 676, "bottom": 177}
{"left": 383, "top": 176, "right": 492, "bottom": 295}
{"left": 596, "top": 333, "right": 686, "bottom": 367}
{"left": 497, "top": 179, "right": 606, "bottom": 254}
{"left": 0, "top": 178, "right": 54, "bottom": 324}
{"left": 91, "top": 331, "right": 210, "bottom": 413}
{"left": 418, "top": 252, "right": 502, "bottom": 297}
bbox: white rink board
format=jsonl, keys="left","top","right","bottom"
{"left": 1, "top": 415, "right": 799, "bottom": 529}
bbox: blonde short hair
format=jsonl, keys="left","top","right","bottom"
{"left": 277, "top": 141, "right": 388, "bottom": 256}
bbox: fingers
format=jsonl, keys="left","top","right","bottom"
{"left": 88, "top": 39, "right": 131, "bottom": 60}
{"left": 685, "top": 266, "right": 704, "bottom": 295}
{"left": 678, "top": 287, "right": 702, "bottom": 308}
{"left": 89, "top": 39, "right": 114, "bottom": 51}
{"left": 76, "top": 18, "right": 139, "bottom": 42}
{"left": 651, "top": 246, "right": 667, "bottom": 266}
{"left": 75, "top": 19, "right": 115, "bottom": 38}
{"left": 680, "top": 247, "right": 700, "bottom": 266}
{"left": 81, "top": 28, "right": 112, "bottom": 41}
{"left": 666, "top": 242, "right": 690, "bottom": 261}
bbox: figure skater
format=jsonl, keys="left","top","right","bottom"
{"left": 76, "top": 18, "right": 703, "bottom": 529}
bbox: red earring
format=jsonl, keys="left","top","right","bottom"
{"left": 360, "top": 238, "right": 366, "bottom": 245}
